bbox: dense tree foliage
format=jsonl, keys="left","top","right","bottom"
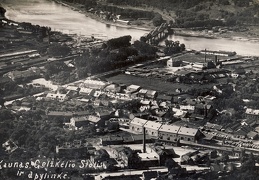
{"left": 152, "top": 13, "right": 164, "bottom": 27}
{"left": 107, "top": 35, "right": 132, "bottom": 50}
{"left": 164, "top": 40, "right": 185, "bottom": 55}
{"left": 133, "top": 40, "right": 158, "bottom": 55}
{"left": 105, "top": 0, "right": 259, "bottom": 27}
{"left": 47, "top": 43, "right": 71, "bottom": 57}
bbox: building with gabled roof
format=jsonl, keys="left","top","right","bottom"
{"left": 177, "top": 126, "right": 202, "bottom": 142}
{"left": 138, "top": 89, "right": 148, "bottom": 98}
{"left": 70, "top": 116, "right": 88, "bottom": 129}
{"left": 145, "top": 90, "right": 158, "bottom": 100}
{"left": 79, "top": 87, "right": 93, "bottom": 96}
{"left": 247, "top": 131, "right": 259, "bottom": 140}
{"left": 87, "top": 115, "right": 103, "bottom": 127}
{"left": 144, "top": 121, "right": 162, "bottom": 137}
{"left": 82, "top": 79, "right": 108, "bottom": 89}
{"left": 129, "top": 117, "right": 148, "bottom": 134}
{"left": 158, "top": 124, "right": 181, "bottom": 142}
{"left": 46, "top": 92, "right": 69, "bottom": 102}
{"left": 245, "top": 108, "right": 259, "bottom": 120}
{"left": 125, "top": 84, "right": 141, "bottom": 94}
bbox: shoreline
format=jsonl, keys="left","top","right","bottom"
{"left": 174, "top": 29, "right": 259, "bottom": 43}
{"left": 54, "top": 0, "right": 259, "bottom": 43}
{"left": 53, "top": 0, "right": 152, "bottom": 32}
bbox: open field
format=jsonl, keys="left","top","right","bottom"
{"left": 173, "top": 53, "right": 235, "bottom": 63}
{"left": 107, "top": 74, "right": 215, "bottom": 95}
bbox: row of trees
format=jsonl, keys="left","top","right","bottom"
{"left": 74, "top": 35, "right": 158, "bottom": 79}
{"left": 164, "top": 40, "right": 185, "bottom": 55}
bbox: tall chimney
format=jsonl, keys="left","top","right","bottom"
{"left": 204, "top": 49, "right": 207, "bottom": 63}
{"left": 214, "top": 55, "right": 218, "bottom": 65}
{"left": 204, "top": 104, "right": 208, "bottom": 118}
{"left": 143, "top": 127, "right": 146, "bottom": 153}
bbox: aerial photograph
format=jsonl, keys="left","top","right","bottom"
{"left": 1, "top": 0, "right": 259, "bottom": 179}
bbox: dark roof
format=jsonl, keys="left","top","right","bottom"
{"left": 142, "top": 171, "right": 158, "bottom": 180}
{"left": 47, "top": 111, "right": 73, "bottom": 117}
{"left": 156, "top": 94, "right": 173, "bottom": 101}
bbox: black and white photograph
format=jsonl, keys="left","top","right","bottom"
{"left": 1, "top": 0, "right": 259, "bottom": 179}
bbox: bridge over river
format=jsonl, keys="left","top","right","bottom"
{"left": 141, "top": 23, "right": 173, "bottom": 44}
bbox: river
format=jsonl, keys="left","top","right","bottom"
{"left": 2, "top": 0, "right": 259, "bottom": 56}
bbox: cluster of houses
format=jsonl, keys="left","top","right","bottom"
{"left": 41, "top": 77, "right": 218, "bottom": 133}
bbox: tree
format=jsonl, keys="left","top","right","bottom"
{"left": 47, "top": 43, "right": 71, "bottom": 57}
{"left": 106, "top": 35, "right": 132, "bottom": 50}
{"left": 133, "top": 40, "right": 158, "bottom": 55}
{"left": 44, "top": 61, "right": 69, "bottom": 76}
{"left": 152, "top": 13, "right": 164, "bottom": 26}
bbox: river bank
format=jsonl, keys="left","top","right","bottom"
{"left": 53, "top": 0, "right": 152, "bottom": 32}
{"left": 174, "top": 28, "right": 259, "bottom": 43}
{"left": 53, "top": 0, "right": 259, "bottom": 43}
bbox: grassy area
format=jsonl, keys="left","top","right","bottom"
{"left": 107, "top": 74, "right": 214, "bottom": 94}
{"left": 173, "top": 53, "right": 232, "bottom": 63}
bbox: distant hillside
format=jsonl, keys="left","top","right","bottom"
{"left": 106, "top": 0, "right": 259, "bottom": 27}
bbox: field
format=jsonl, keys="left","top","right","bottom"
{"left": 107, "top": 74, "right": 215, "bottom": 95}
{"left": 173, "top": 52, "right": 231, "bottom": 63}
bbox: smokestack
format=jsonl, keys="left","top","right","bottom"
{"left": 143, "top": 127, "right": 146, "bottom": 153}
{"left": 204, "top": 49, "right": 207, "bottom": 63}
{"left": 214, "top": 55, "right": 218, "bottom": 65}
{"left": 204, "top": 104, "right": 208, "bottom": 118}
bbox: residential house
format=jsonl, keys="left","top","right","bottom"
{"left": 47, "top": 111, "right": 73, "bottom": 122}
{"left": 65, "top": 85, "right": 80, "bottom": 92}
{"left": 235, "top": 125, "right": 254, "bottom": 137}
{"left": 138, "top": 89, "right": 148, "bottom": 98}
{"left": 96, "top": 110, "right": 112, "bottom": 121}
{"left": 180, "top": 150, "right": 209, "bottom": 165}
{"left": 180, "top": 105, "right": 195, "bottom": 111}
{"left": 70, "top": 116, "right": 88, "bottom": 129}
{"left": 46, "top": 92, "right": 69, "bottom": 102}
{"left": 2, "top": 140, "right": 18, "bottom": 154}
{"left": 79, "top": 87, "right": 93, "bottom": 96}
{"left": 241, "top": 119, "right": 257, "bottom": 127}
{"left": 151, "top": 145, "right": 179, "bottom": 166}
{"left": 103, "top": 83, "right": 121, "bottom": 93}
{"left": 247, "top": 131, "right": 259, "bottom": 140}
{"left": 245, "top": 108, "right": 259, "bottom": 120}
{"left": 91, "top": 149, "right": 110, "bottom": 163}
{"left": 112, "top": 146, "right": 139, "bottom": 168}
{"left": 144, "top": 121, "right": 162, "bottom": 137}
{"left": 204, "top": 122, "right": 223, "bottom": 131}
{"left": 125, "top": 84, "right": 141, "bottom": 94}
{"left": 129, "top": 117, "right": 148, "bottom": 134}
{"left": 146, "top": 90, "right": 158, "bottom": 100}
{"left": 87, "top": 115, "right": 103, "bottom": 127}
